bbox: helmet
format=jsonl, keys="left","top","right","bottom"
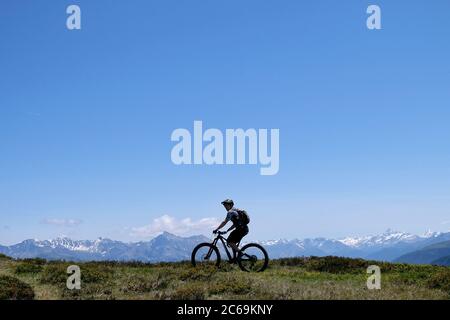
{"left": 221, "top": 199, "right": 234, "bottom": 206}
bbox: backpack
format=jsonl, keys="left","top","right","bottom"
{"left": 236, "top": 209, "right": 250, "bottom": 225}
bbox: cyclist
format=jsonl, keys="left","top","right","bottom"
{"left": 213, "top": 199, "right": 249, "bottom": 259}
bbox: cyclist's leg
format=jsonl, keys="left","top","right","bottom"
{"left": 228, "top": 227, "right": 248, "bottom": 255}
{"left": 227, "top": 230, "right": 242, "bottom": 262}
{"left": 235, "top": 227, "right": 249, "bottom": 258}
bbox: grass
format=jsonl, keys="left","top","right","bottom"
{"left": 0, "top": 254, "right": 449, "bottom": 300}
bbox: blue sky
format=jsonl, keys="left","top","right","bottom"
{"left": 1, "top": 0, "right": 450, "bottom": 245}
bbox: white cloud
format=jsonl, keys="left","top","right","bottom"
{"left": 41, "top": 218, "right": 83, "bottom": 227}
{"left": 130, "top": 215, "right": 220, "bottom": 238}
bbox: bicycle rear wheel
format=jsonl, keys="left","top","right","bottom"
{"left": 238, "top": 243, "right": 269, "bottom": 272}
{"left": 191, "top": 243, "right": 221, "bottom": 268}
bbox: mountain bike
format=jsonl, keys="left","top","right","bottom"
{"left": 191, "top": 231, "right": 269, "bottom": 272}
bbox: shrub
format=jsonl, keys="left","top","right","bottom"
{"left": 40, "top": 264, "right": 69, "bottom": 285}
{"left": 121, "top": 274, "right": 170, "bottom": 293}
{"left": 15, "top": 263, "right": 44, "bottom": 274}
{"left": 276, "top": 257, "right": 309, "bottom": 267}
{"left": 22, "top": 258, "right": 47, "bottom": 265}
{"left": 392, "top": 269, "right": 435, "bottom": 286}
{"left": 208, "top": 280, "right": 252, "bottom": 295}
{"left": 40, "top": 264, "right": 113, "bottom": 286}
{"left": 179, "top": 266, "right": 217, "bottom": 281}
{"left": 304, "top": 256, "right": 370, "bottom": 274}
{"left": 0, "top": 275, "right": 35, "bottom": 300}
{"left": 426, "top": 269, "right": 450, "bottom": 293}
{"left": 0, "top": 253, "right": 11, "bottom": 260}
{"left": 164, "top": 283, "right": 206, "bottom": 300}
{"left": 81, "top": 267, "right": 113, "bottom": 284}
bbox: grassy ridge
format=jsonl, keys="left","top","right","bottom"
{"left": 0, "top": 254, "right": 449, "bottom": 300}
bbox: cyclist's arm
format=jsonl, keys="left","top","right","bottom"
{"left": 226, "top": 225, "right": 236, "bottom": 232}
{"left": 214, "top": 220, "right": 228, "bottom": 232}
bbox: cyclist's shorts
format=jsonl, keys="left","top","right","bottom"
{"left": 227, "top": 226, "right": 249, "bottom": 244}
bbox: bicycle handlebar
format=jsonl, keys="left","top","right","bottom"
{"left": 214, "top": 231, "right": 228, "bottom": 235}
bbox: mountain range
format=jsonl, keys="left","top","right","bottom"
{"left": 1, "top": 229, "right": 450, "bottom": 265}
{"left": 0, "top": 233, "right": 209, "bottom": 262}
{"left": 394, "top": 240, "right": 450, "bottom": 266}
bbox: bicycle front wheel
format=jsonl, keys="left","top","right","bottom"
{"left": 191, "top": 243, "right": 221, "bottom": 268}
{"left": 238, "top": 243, "right": 269, "bottom": 272}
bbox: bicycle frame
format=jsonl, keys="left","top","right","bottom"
{"left": 205, "top": 234, "right": 244, "bottom": 262}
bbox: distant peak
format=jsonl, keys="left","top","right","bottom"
{"left": 422, "top": 229, "right": 440, "bottom": 238}
{"left": 54, "top": 237, "right": 71, "bottom": 241}
{"left": 156, "top": 231, "right": 178, "bottom": 239}
{"left": 383, "top": 228, "right": 402, "bottom": 235}
{"left": 23, "top": 239, "right": 40, "bottom": 244}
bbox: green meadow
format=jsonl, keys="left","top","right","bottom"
{"left": 0, "top": 254, "right": 449, "bottom": 300}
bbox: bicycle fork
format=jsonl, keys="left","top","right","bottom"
{"left": 204, "top": 239, "right": 219, "bottom": 260}
{"left": 205, "top": 247, "right": 214, "bottom": 260}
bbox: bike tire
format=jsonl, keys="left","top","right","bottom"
{"left": 191, "top": 243, "right": 221, "bottom": 268}
{"left": 238, "top": 243, "right": 269, "bottom": 272}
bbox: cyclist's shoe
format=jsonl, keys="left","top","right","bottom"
{"left": 228, "top": 252, "right": 243, "bottom": 264}
{"left": 235, "top": 251, "right": 244, "bottom": 262}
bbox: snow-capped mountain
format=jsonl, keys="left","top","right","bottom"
{"left": 257, "top": 229, "right": 450, "bottom": 261}
{"left": 0, "top": 232, "right": 209, "bottom": 262}
{"left": 1, "top": 230, "right": 450, "bottom": 262}
{"left": 257, "top": 237, "right": 363, "bottom": 259}
{"left": 32, "top": 238, "right": 117, "bottom": 253}
{"left": 338, "top": 229, "right": 440, "bottom": 248}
